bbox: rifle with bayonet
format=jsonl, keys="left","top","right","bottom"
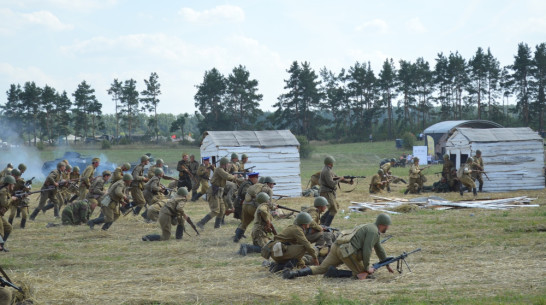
{"left": 357, "top": 248, "right": 421, "bottom": 280}
{"left": 14, "top": 187, "right": 56, "bottom": 199}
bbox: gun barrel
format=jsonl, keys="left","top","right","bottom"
{"left": 276, "top": 205, "right": 300, "bottom": 213}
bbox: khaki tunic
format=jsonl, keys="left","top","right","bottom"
{"left": 442, "top": 159, "right": 454, "bottom": 177}
{"left": 303, "top": 207, "right": 324, "bottom": 244}
{"left": 310, "top": 171, "right": 321, "bottom": 187}
{"left": 408, "top": 164, "right": 423, "bottom": 193}
{"left": 188, "top": 160, "right": 199, "bottom": 188}
{"left": 459, "top": 164, "right": 476, "bottom": 189}
{"left": 270, "top": 224, "right": 317, "bottom": 266}
{"left": 38, "top": 169, "right": 62, "bottom": 210}
{"left": 112, "top": 167, "right": 124, "bottom": 183}
{"left": 471, "top": 156, "right": 484, "bottom": 185}
{"left": 130, "top": 163, "right": 146, "bottom": 207}
{"left": 86, "top": 176, "right": 106, "bottom": 209}
{"left": 196, "top": 164, "right": 211, "bottom": 194}
{"left": 158, "top": 196, "right": 187, "bottom": 240}
{"left": 0, "top": 189, "right": 13, "bottom": 238}
{"left": 251, "top": 203, "right": 274, "bottom": 247}
{"left": 369, "top": 174, "right": 385, "bottom": 194}
{"left": 68, "top": 172, "right": 80, "bottom": 195}
{"left": 61, "top": 200, "right": 90, "bottom": 225}
{"left": 310, "top": 223, "right": 387, "bottom": 275}
{"left": 102, "top": 180, "right": 127, "bottom": 223}
{"left": 9, "top": 177, "right": 29, "bottom": 221}
{"left": 206, "top": 167, "right": 236, "bottom": 218}
{"left": 240, "top": 183, "right": 273, "bottom": 231}
{"left": 0, "top": 167, "right": 12, "bottom": 179}
{"left": 143, "top": 175, "right": 162, "bottom": 205}
{"left": 78, "top": 165, "right": 95, "bottom": 199}
{"left": 319, "top": 165, "right": 340, "bottom": 216}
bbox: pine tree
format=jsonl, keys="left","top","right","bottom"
{"left": 225, "top": 65, "right": 263, "bottom": 130}
{"left": 378, "top": 58, "right": 397, "bottom": 138}
{"left": 107, "top": 79, "right": 123, "bottom": 139}
{"left": 141, "top": 72, "right": 161, "bottom": 141}
{"left": 194, "top": 68, "right": 228, "bottom": 131}
{"left": 511, "top": 42, "right": 533, "bottom": 126}
{"left": 120, "top": 79, "right": 139, "bottom": 138}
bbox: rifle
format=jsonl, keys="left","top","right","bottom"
{"left": 381, "top": 235, "right": 393, "bottom": 244}
{"left": 321, "top": 225, "right": 339, "bottom": 232}
{"left": 14, "top": 187, "right": 55, "bottom": 199}
{"left": 0, "top": 266, "right": 22, "bottom": 293}
{"left": 419, "top": 165, "right": 432, "bottom": 172}
{"left": 476, "top": 171, "right": 491, "bottom": 181}
{"left": 277, "top": 205, "right": 300, "bottom": 213}
{"left": 272, "top": 194, "right": 290, "bottom": 198}
{"left": 265, "top": 221, "right": 277, "bottom": 235}
{"left": 185, "top": 216, "right": 200, "bottom": 236}
{"left": 334, "top": 175, "right": 366, "bottom": 183}
{"left": 24, "top": 177, "right": 35, "bottom": 188}
{"left": 357, "top": 248, "right": 421, "bottom": 280}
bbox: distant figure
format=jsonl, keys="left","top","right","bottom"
{"left": 369, "top": 134, "right": 373, "bottom": 142}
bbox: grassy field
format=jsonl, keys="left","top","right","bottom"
{"left": 2, "top": 141, "right": 545, "bottom": 304}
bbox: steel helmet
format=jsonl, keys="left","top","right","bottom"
{"left": 313, "top": 196, "right": 328, "bottom": 207}
{"left": 177, "top": 187, "right": 189, "bottom": 196}
{"left": 220, "top": 157, "right": 229, "bottom": 166}
{"left": 324, "top": 156, "right": 335, "bottom": 165}
{"left": 375, "top": 213, "right": 392, "bottom": 226}
{"left": 154, "top": 168, "right": 164, "bottom": 176}
{"left": 256, "top": 192, "right": 270, "bottom": 204}
{"left": 295, "top": 212, "right": 313, "bottom": 225}
{"left": 123, "top": 173, "right": 133, "bottom": 181}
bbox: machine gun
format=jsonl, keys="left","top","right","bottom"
{"left": 14, "top": 187, "right": 56, "bottom": 199}
{"left": 357, "top": 248, "right": 421, "bottom": 280}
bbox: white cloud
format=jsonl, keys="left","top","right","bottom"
{"left": 0, "top": 62, "right": 61, "bottom": 88}
{"left": 355, "top": 18, "right": 389, "bottom": 34}
{"left": 5, "top": 0, "right": 118, "bottom": 11}
{"left": 406, "top": 17, "right": 426, "bottom": 33}
{"left": 0, "top": 8, "right": 72, "bottom": 34}
{"left": 178, "top": 5, "right": 245, "bottom": 24}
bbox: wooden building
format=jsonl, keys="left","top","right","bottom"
{"left": 444, "top": 127, "right": 544, "bottom": 192}
{"left": 200, "top": 130, "right": 302, "bottom": 196}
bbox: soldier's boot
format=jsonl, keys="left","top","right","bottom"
{"left": 387, "top": 186, "right": 391, "bottom": 193}
{"left": 459, "top": 185, "right": 464, "bottom": 196}
{"left": 29, "top": 208, "right": 40, "bottom": 221}
{"left": 20, "top": 218, "right": 26, "bottom": 229}
{"left": 16, "top": 207, "right": 21, "bottom": 218}
{"left": 233, "top": 228, "right": 245, "bottom": 243}
{"left": 214, "top": 217, "right": 222, "bottom": 229}
{"left": 404, "top": 189, "right": 410, "bottom": 195}
{"left": 142, "top": 234, "right": 161, "bottom": 241}
{"left": 319, "top": 211, "right": 330, "bottom": 225}
{"left": 8, "top": 218, "right": 13, "bottom": 225}
{"left": 479, "top": 184, "right": 483, "bottom": 192}
{"left": 43, "top": 203, "right": 55, "bottom": 213}
{"left": 141, "top": 209, "right": 148, "bottom": 220}
{"left": 101, "top": 222, "right": 113, "bottom": 231}
{"left": 283, "top": 266, "right": 313, "bottom": 279}
{"left": 323, "top": 214, "right": 335, "bottom": 227}
{"left": 221, "top": 215, "right": 226, "bottom": 225}
{"left": 323, "top": 266, "right": 353, "bottom": 278}
{"left": 54, "top": 206, "right": 60, "bottom": 218}
{"left": 190, "top": 192, "right": 199, "bottom": 202}
{"left": 133, "top": 206, "right": 142, "bottom": 216}
{"left": 119, "top": 202, "right": 134, "bottom": 214}
{"left": 88, "top": 216, "right": 104, "bottom": 229}
{"left": 196, "top": 214, "right": 212, "bottom": 230}
{"left": 175, "top": 224, "right": 184, "bottom": 240}
{"left": 473, "top": 188, "right": 478, "bottom": 197}
{"left": 238, "top": 244, "right": 249, "bottom": 256}
{"left": 0, "top": 232, "right": 9, "bottom": 252}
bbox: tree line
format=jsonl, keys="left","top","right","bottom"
{"left": 1, "top": 42, "right": 545, "bottom": 145}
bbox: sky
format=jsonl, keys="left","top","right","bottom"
{"left": 1, "top": 0, "right": 545, "bottom": 114}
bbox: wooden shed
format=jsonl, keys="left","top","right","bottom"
{"left": 200, "top": 130, "right": 302, "bottom": 197}
{"left": 444, "top": 127, "right": 545, "bottom": 192}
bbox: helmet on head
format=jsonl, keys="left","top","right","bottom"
{"left": 123, "top": 163, "right": 131, "bottom": 170}
{"left": 57, "top": 162, "right": 66, "bottom": 169}
{"left": 476, "top": 150, "right": 482, "bottom": 155}
{"left": 66, "top": 165, "right": 72, "bottom": 171}
{"left": 242, "top": 153, "right": 248, "bottom": 159}
{"left": 466, "top": 157, "right": 474, "bottom": 163}
{"left": 256, "top": 192, "right": 270, "bottom": 204}
{"left": 314, "top": 196, "right": 328, "bottom": 207}
{"left": 156, "top": 159, "right": 164, "bottom": 165}
{"left": 220, "top": 157, "right": 229, "bottom": 166}
{"left": 10, "top": 169, "right": 21, "bottom": 177}
{"left": 443, "top": 154, "right": 449, "bottom": 159}
{"left": 123, "top": 173, "right": 133, "bottom": 181}
{"left": 2, "top": 175, "right": 15, "bottom": 184}
{"left": 295, "top": 212, "right": 313, "bottom": 225}
{"left": 141, "top": 155, "right": 149, "bottom": 162}
{"left": 73, "top": 166, "right": 80, "bottom": 173}
{"left": 18, "top": 163, "right": 27, "bottom": 172}
{"left": 231, "top": 153, "right": 239, "bottom": 160}
{"left": 102, "top": 170, "right": 111, "bottom": 176}
{"left": 390, "top": 158, "right": 396, "bottom": 163}
{"left": 92, "top": 157, "right": 100, "bottom": 163}
{"left": 324, "top": 156, "right": 335, "bottom": 165}
{"left": 154, "top": 168, "right": 164, "bottom": 176}
{"left": 378, "top": 169, "right": 384, "bottom": 175}
{"left": 264, "top": 176, "right": 276, "bottom": 184}
{"left": 375, "top": 213, "right": 392, "bottom": 226}
{"left": 258, "top": 177, "right": 265, "bottom": 183}
{"left": 177, "top": 187, "right": 189, "bottom": 196}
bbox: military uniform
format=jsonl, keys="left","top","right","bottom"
{"left": 86, "top": 176, "right": 107, "bottom": 212}
{"left": 68, "top": 171, "right": 80, "bottom": 199}
{"left": 158, "top": 196, "right": 188, "bottom": 240}
{"left": 302, "top": 207, "right": 325, "bottom": 245}
{"left": 408, "top": 163, "right": 423, "bottom": 193}
{"left": 442, "top": 159, "right": 454, "bottom": 178}
{"left": 0, "top": 166, "right": 12, "bottom": 179}
{"left": 0, "top": 188, "right": 13, "bottom": 242}
{"left": 196, "top": 166, "right": 236, "bottom": 229}
{"left": 61, "top": 200, "right": 90, "bottom": 225}
{"left": 78, "top": 164, "right": 95, "bottom": 199}
{"left": 310, "top": 172, "right": 320, "bottom": 187}
{"left": 177, "top": 160, "right": 193, "bottom": 191}
{"left": 8, "top": 177, "right": 29, "bottom": 228}
{"left": 102, "top": 180, "right": 127, "bottom": 229}
{"left": 195, "top": 164, "right": 211, "bottom": 196}
{"left": 319, "top": 165, "right": 342, "bottom": 226}
{"left": 250, "top": 203, "right": 275, "bottom": 247}
{"left": 112, "top": 167, "right": 124, "bottom": 183}
{"left": 239, "top": 183, "right": 273, "bottom": 231}
{"left": 143, "top": 175, "right": 162, "bottom": 206}
{"left": 458, "top": 163, "right": 476, "bottom": 195}
{"left": 234, "top": 179, "right": 253, "bottom": 220}
{"left": 471, "top": 155, "right": 484, "bottom": 191}
{"left": 30, "top": 168, "right": 62, "bottom": 220}
{"left": 188, "top": 159, "right": 199, "bottom": 193}
{"left": 130, "top": 163, "right": 147, "bottom": 211}
{"left": 369, "top": 174, "right": 385, "bottom": 194}
{"left": 310, "top": 223, "right": 387, "bottom": 276}
{"left": 268, "top": 224, "right": 317, "bottom": 268}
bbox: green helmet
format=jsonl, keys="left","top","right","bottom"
{"left": 264, "top": 176, "right": 276, "bottom": 184}
{"left": 123, "top": 173, "right": 133, "bottom": 181}
{"left": 141, "top": 155, "right": 149, "bottom": 162}
{"left": 57, "top": 162, "right": 66, "bottom": 169}
{"left": 2, "top": 175, "right": 15, "bottom": 184}
{"left": 102, "top": 170, "right": 111, "bottom": 176}
{"left": 73, "top": 166, "right": 80, "bottom": 173}
{"left": 231, "top": 153, "right": 239, "bottom": 160}
{"left": 390, "top": 158, "right": 396, "bottom": 163}
{"left": 324, "top": 156, "right": 335, "bottom": 165}
{"left": 258, "top": 177, "right": 265, "bottom": 183}
{"left": 443, "top": 154, "right": 449, "bottom": 159}
{"left": 66, "top": 165, "right": 72, "bottom": 171}
{"left": 295, "top": 212, "right": 313, "bottom": 225}
{"left": 256, "top": 192, "right": 270, "bottom": 204}
{"left": 476, "top": 150, "right": 482, "bottom": 155}
{"left": 18, "top": 163, "right": 26, "bottom": 172}
{"left": 378, "top": 169, "right": 384, "bottom": 175}
{"left": 10, "top": 169, "right": 21, "bottom": 177}
{"left": 177, "top": 187, "right": 189, "bottom": 196}
{"left": 154, "top": 168, "right": 164, "bottom": 176}
{"left": 156, "top": 159, "right": 164, "bottom": 165}
{"left": 375, "top": 213, "right": 392, "bottom": 226}
{"left": 241, "top": 153, "right": 248, "bottom": 159}
{"left": 220, "top": 157, "right": 229, "bottom": 166}
{"left": 466, "top": 157, "right": 474, "bottom": 163}
{"left": 314, "top": 196, "right": 328, "bottom": 207}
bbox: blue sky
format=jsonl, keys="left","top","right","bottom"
{"left": 1, "top": 0, "right": 545, "bottom": 114}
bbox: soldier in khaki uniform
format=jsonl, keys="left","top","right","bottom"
{"left": 310, "top": 171, "right": 320, "bottom": 187}
{"left": 66, "top": 166, "right": 81, "bottom": 203}
{"left": 459, "top": 157, "right": 477, "bottom": 197}
{"left": 88, "top": 174, "right": 132, "bottom": 231}
{"left": 142, "top": 168, "right": 166, "bottom": 221}
{"left": 238, "top": 193, "right": 275, "bottom": 255}
{"left": 303, "top": 196, "right": 330, "bottom": 246}
{"left": 48, "top": 200, "right": 91, "bottom": 226}
{"left": 128, "top": 155, "right": 150, "bottom": 216}
{"left": 0, "top": 164, "right": 13, "bottom": 180}
{"left": 405, "top": 157, "right": 425, "bottom": 194}
{"left": 369, "top": 169, "right": 387, "bottom": 194}
{"left": 471, "top": 150, "right": 485, "bottom": 192}
{"left": 265, "top": 212, "right": 318, "bottom": 271}
{"left": 177, "top": 154, "right": 193, "bottom": 191}
{"left": 86, "top": 170, "right": 111, "bottom": 214}
{"left": 319, "top": 156, "right": 351, "bottom": 226}
{"left": 79, "top": 157, "right": 100, "bottom": 199}
{"left": 442, "top": 154, "right": 454, "bottom": 179}
{"left": 224, "top": 153, "right": 242, "bottom": 218}
{"left": 196, "top": 157, "right": 237, "bottom": 230}
{"left": 0, "top": 176, "right": 16, "bottom": 251}
{"left": 191, "top": 157, "right": 212, "bottom": 201}
{"left": 188, "top": 155, "right": 200, "bottom": 198}
{"left": 233, "top": 172, "right": 259, "bottom": 241}
{"left": 30, "top": 162, "right": 65, "bottom": 221}
{"left": 147, "top": 159, "right": 163, "bottom": 179}
{"left": 7, "top": 169, "right": 29, "bottom": 228}
{"left": 112, "top": 163, "right": 131, "bottom": 183}
{"left": 283, "top": 214, "right": 393, "bottom": 279}
{"left": 234, "top": 176, "right": 274, "bottom": 242}
{"left": 142, "top": 187, "right": 191, "bottom": 241}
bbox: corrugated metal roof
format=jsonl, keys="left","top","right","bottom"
{"left": 454, "top": 127, "right": 543, "bottom": 142}
{"left": 424, "top": 120, "right": 503, "bottom": 134}
{"left": 202, "top": 130, "right": 300, "bottom": 147}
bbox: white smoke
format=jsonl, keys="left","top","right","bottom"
{"left": 1, "top": 145, "right": 45, "bottom": 182}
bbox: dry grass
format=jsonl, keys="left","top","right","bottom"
{"left": 2, "top": 141, "right": 546, "bottom": 304}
